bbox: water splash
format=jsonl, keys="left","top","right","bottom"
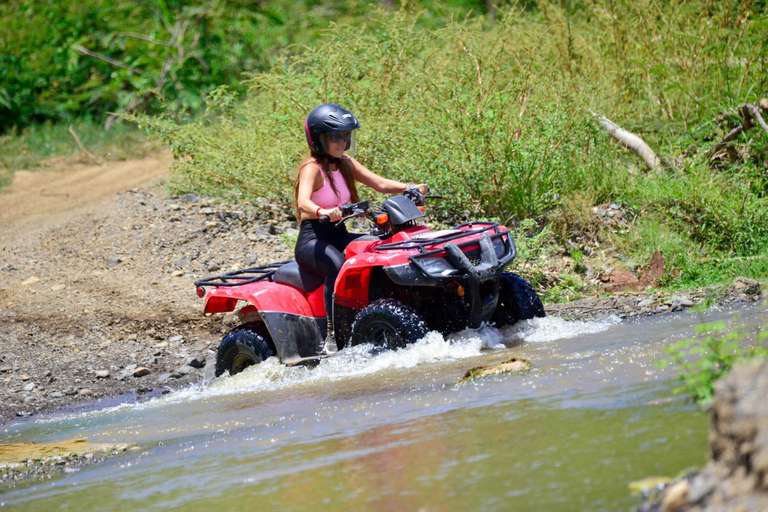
{"left": 502, "top": 315, "right": 622, "bottom": 343}
{"left": 35, "top": 315, "right": 620, "bottom": 420}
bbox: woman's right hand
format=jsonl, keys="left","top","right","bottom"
{"left": 319, "top": 207, "right": 343, "bottom": 222}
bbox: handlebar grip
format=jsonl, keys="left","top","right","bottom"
{"left": 318, "top": 215, "right": 331, "bottom": 223}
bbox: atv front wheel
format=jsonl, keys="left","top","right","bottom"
{"left": 215, "top": 322, "right": 276, "bottom": 377}
{"left": 350, "top": 300, "right": 428, "bottom": 349}
{"left": 492, "top": 272, "right": 545, "bottom": 327}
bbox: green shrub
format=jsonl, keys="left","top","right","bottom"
{"left": 656, "top": 322, "right": 768, "bottom": 404}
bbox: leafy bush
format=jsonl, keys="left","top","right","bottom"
{"left": 0, "top": 0, "right": 279, "bottom": 130}
{"left": 656, "top": 322, "right": 768, "bottom": 403}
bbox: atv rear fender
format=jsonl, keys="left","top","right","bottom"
{"left": 202, "top": 280, "right": 324, "bottom": 317}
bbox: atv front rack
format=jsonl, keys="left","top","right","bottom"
{"left": 194, "top": 260, "right": 293, "bottom": 289}
{"left": 375, "top": 221, "right": 508, "bottom": 253}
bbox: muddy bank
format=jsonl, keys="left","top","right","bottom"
{"left": 0, "top": 175, "right": 764, "bottom": 426}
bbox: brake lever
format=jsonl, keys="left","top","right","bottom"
{"left": 334, "top": 210, "right": 366, "bottom": 227}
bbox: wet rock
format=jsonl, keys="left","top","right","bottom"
{"left": 132, "top": 367, "right": 150, "bottom": 378}
{"left": 733, "top": 277, "right": 760, "bottom": 295}
{"left": 458, "top": 357, "right": 532, "bottom": 384}
{"left": 687, "top": 472, "right": 714, "bottom": 503}
{"left": 158, "top": 372, "right": 181, "bottom": 383}
{"left": 182, "top": 354, "right": 206, "bottom": 369}
{"left": 660, "top": 480, "right": 689, "bottom": 511}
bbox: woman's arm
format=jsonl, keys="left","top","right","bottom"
{"left": 348, "top": 157, "right": 428, "bottom": 195}
{"left": 296, "top": 163, "right": 343, "bottom": 221}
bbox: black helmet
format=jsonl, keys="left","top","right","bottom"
{"left": 304, "top": 103, "right": 360, "bottom": 155}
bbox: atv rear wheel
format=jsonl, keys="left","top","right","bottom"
{"left": 215, "top": 322, "right": 276, "bottom": 377}
{"left": 492, "top": 272, "right": 545, "bottom": 327}
{"left": 350, "top": 300, "right": 428, "bottom": 349}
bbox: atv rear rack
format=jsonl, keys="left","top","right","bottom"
{"left": 194, "top": 260, "right": 293, "bottom": 288}
{"left": 375, "top": 221, "right": 507, "bottom": 253}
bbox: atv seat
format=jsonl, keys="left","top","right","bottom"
{"left": 273, "top": 261, "right": 324, "bottom": 293}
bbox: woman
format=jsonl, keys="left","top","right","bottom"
{"left": 294, "top": 103, "right": 427, "bottom": 348}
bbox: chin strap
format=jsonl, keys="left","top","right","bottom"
{"left": 326, "top": 156, "right": 341, "bottom": 165}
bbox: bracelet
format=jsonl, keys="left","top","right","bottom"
{"left": 406, "top": 182, "right": 414, "bottom": 191}
{"left": 315, "top": 206, "right": 322, "bottom": 218}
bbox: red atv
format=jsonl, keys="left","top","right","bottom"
{"left": 194, "top": 190, "right": 544, "bottom": 377}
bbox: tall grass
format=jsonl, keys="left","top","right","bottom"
{"left": 131, "top": 1, "right": 768, "bottom": 287}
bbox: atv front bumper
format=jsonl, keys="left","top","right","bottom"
{"left": 383, "top": 230, "right": 516, "bottom": 328}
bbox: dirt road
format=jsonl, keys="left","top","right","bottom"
{"left": 0, "top": 152, "right": 297, "bottom": 424}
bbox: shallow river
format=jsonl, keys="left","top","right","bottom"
{"left": 2, "top": 302, "right": 766, "bottom": 511}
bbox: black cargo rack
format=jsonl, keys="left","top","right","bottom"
{"left": 194, "top": 260, "right": 293, "bottom": 288}
{"left": 375, "top": 222, "right": 506, "bottom": 254}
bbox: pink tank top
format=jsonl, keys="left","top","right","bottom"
{"left": 310, "top": 167, "right": 351, "bottom": 208}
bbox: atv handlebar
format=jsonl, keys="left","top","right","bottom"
{"left": 318, "top": 189, "right": 437, "bottom": 228}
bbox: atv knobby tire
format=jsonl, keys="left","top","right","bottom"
{"left": 350, "top": 299, "right": 428, "bottom": 349}
{"left": 215, "top": 322, "right": 276, "bottom": 377}
{"left": 492, "top": 272, "right": 545, "bottom": 327}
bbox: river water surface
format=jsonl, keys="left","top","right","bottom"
{"left": 2, "top": 302, "right": 766, "bottom": 511}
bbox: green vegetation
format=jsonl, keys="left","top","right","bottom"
{"left": 131, "top": 1, "right": 768, "bottom": 294}
{"left": 657, "top": 322, "right": 768, "bottom": 403}
{"left": 3, "top": 0, "right": 768, "bottom": 298}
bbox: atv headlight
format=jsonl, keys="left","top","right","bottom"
{"left": 492, "top": 236, "right": 508, "bottom": 258}
{"left": 419, "top": 256, "right": 456, "bottom": 276}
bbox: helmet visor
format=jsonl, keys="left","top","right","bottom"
{"left": 320, "top": 130, "right": 357, "bottom": 156}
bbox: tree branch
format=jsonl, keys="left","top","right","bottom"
{"left": 591, "top": 111, "right": 661, "bottom": 171}
{"left": 74, "top": 45, "right": 142, "bottom": 75}
{"left": 68, "top": 125, "right": 103, "bottom": 166}
{"left": 707, "top": 101, "right": 768, "bottom": 160}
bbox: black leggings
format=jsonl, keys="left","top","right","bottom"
{"left": 295, "top": 219, "right": 362, "bottom": 323}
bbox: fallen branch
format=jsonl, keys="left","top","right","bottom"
{"left": 68, "top": 125, "right": 103, "bottom": 166}
{"left": 707, "top": 100, "right": 768, "bottom": 160}
{"left": 591, "top": 111, "right": 661, "bottom": 171}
